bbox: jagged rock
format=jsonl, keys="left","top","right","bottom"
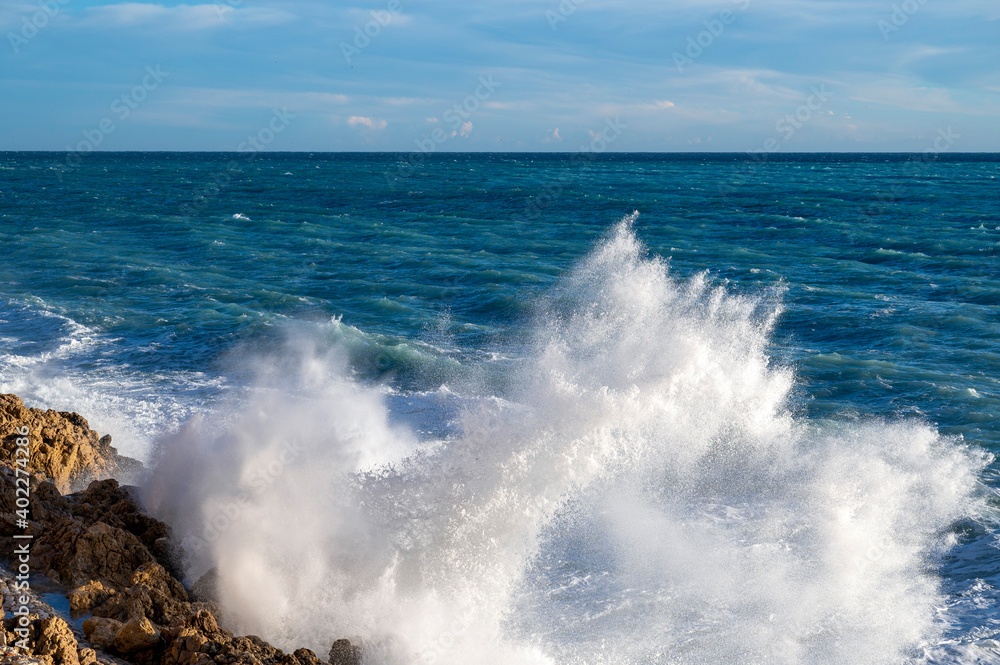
{"left": 187, "top": 570, "right": 217, "bottom": 604}
{"left": 82, "top": 617, "right": 123, "bottom": 651}
{"left": 328, "top": 639, "right": 361, "bottom": 665}
{"left": 113, "top": 617, "right": 160, "bottom": 654}
{"left": 34, "top": 616, "right": 80, "bottom": 665}
{"left": 0, "top": 394, "right": 141, "bottom": 493}
{"left": 63, "top": 522, "right": 156, "bottom": 590}
{"left": 286, "top": 648, "right": 323, "bottom": 665}
{"left": 129, "top": 564, "right": 187, "bottom": 604}
{"left": 161, "top": 610, "right": 232, "bottom": 665}
{"left": 92, "top": 580, "right": 189, "bottom": 626}
{"left": 77, "top": 648, "right": 98, "bottom": 665}
{"left": 67, "top": 581, "right": 116, "bottom": 613}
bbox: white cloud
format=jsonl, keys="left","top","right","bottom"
{"left": 78, "top": 3, "right": 297, "bottom": 30}
{"left": 458, "top": 121, "right": 473, "bottom": 137}
{"left": 348, "top": 116, "right": 388, "bottom": 129}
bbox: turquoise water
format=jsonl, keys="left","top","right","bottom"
{"left": 2, "top": 152, "right": 1000, "bottom": 663}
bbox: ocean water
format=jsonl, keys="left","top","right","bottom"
{"left": 1, "top": 152, "right": 999, "bottom": 664}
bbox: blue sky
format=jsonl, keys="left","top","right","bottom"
{"left": 2, "top": 0, "right": 998, "bottom": 151}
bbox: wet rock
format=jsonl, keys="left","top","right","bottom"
{"left": 187, "top": 571, "right": 217, "bottom": 605}
{"left": 114, "top": 617, "right": 160, "bottom": 654}
{"left": 328, "top": 639, "right": 361, "bottom": 665}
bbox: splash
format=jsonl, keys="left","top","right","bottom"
{"left": 144, "top": 215, "right": 989, "bottom": 665}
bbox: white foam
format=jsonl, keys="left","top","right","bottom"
{"left": 143, "top": 215, "right": 989, "bottom": 664}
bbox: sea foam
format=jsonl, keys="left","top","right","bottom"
{"left": 144, "top": 215, "right": 990, "bottom": 664}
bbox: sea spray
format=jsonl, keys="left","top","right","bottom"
{"left": 144, "top": 215, "right": 990, "bottom": 665}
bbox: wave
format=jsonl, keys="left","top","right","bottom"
{"left": 143, "top": 214, "right": 990, "bottom": 665}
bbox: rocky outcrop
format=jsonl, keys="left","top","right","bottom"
{"left": 0, "top": 395, "right": 361, "bottom": 665}
{"left": 0, "top": 395, "right": 143, "bottom": 493}
{"left": 327, "top": 640, "right": 361, "bottom": 665}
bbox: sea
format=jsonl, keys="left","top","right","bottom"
{"left": 1, "top": 152, "right": 999, "bottom": 665}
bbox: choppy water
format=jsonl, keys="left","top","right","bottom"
{"left": 2, "top": 152, "right": 1000, "bottom": 664}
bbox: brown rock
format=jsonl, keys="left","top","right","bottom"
{"left": 76, "top": 648, "right": 98, "bottom": 665}
{"left": 34, "top": 616, "right": 80, "bottom": 665}
{"left": 113, "top": 617, "right": 159, "bottom": 654}
{"left": 0, "top": 395, "right": 140, "bottom": 493}
{"left": 65, "top": 522, "right": 156, "bottom": 589}
{"left": 328, "top": 639, "right": 361, "bottom": 665}
{"left": 289, "top": 648, "right": 324, "bottom": 665}
{"left": 67, "top": 581, "right": 115, "bottom": 613}
{"left": 81, "top": 617, "right": 122, "bottom": 651}
{"left": 161, "top": 610, "right": 232, "bottom": 665}
{"left": 129, "top": 563, "right": 187, "bottom": 603}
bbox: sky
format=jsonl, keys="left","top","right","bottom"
{"left": 1, "top": 0, "right": 998, "bottom": 152}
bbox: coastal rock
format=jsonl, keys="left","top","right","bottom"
{"left": 129, "top": 565, "right": 187, "bottom": 604}
{"left": 35, "top": 616, "right": 81, "bottom": 665}
{"left": 113, "top": 617, "right": 160, "bottom": 654}
{"left": 327, "top": 640, "right": 361, "bottom": 665}
{"left": 161, "top": 610, "right": 231, "bottom": 665}
{"left": 187, "top": 571, "right": 217, "bottom": 605}
{"left": 2, "top": 395, "right": 358, "bottom": 665}
{"left": 63, "top": 522, "right": 156, "bottom": 590}
{"left": 285, "top": 648, "right": 323, "bottom": 665}
{"left": 0, "top": 394, "right": 142, "bottom": 493}
{"left": 68, "top": 581, "right": 116, "bottom": 613}
{"left": 83, "top": 617, "right": 123, "bottom": 651}
{"left": 92, "top": 579, "right": 188, "bottom": 626}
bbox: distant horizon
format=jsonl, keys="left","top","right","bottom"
{"left": 5, "top": 150, "right": 1000, "bottom": 155}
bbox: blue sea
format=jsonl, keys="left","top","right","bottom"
{"left": 2, "top": 152, "right": 1000, "bottom": 664}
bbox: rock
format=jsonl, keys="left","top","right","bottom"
{"left": 92, "top": 580, "right": 189, "bottom": 626}
{"left": 63, "top": 522, "right": 156, "bottom": 590}
{"left": 68, "top": 581, "right": 116, "bottom": 613}
{"left": 187, "top": 570, "right": 217, "bottom": 605}
{"left": 34, "top": 616, "right": 80, "bottom": 665}
{"left": 289, "top": 648, "right": 324, "bottom": 665}
{"left": 82, "top": 617, "right": 123, "bottom": 651}
{"left": 328, "top": 639, "right": 361, "bottom": 665}
{"left": 113, "top": 617, "right": 160, "bottom": 654}
{"left": 129, "top": 564, "right": 187, "bottom": 604}
{"left": 161, "top": 610, "right": 232, "bottom": 665}
{"left": 0, "top": 394, "right": 141, "bottom": 493}
{"left": 76, "top": 648, "right": 98, "bottom": 665}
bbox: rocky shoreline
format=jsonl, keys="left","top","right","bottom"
{"left": 0, "top": 395, "right": 360, "bottom": 665}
